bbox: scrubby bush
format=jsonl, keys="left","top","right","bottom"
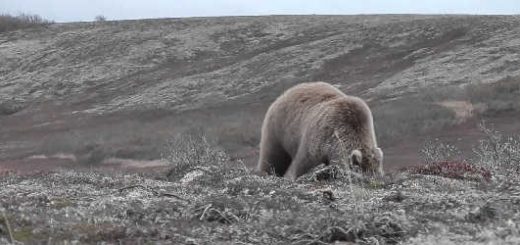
{"left": 472, "top": 122, "right": 520, "bottom": 181}
{"left": 420, "top": 138, "right": 461, "bottom": 164}
{"left": 162, "top": 128, "right": 237, "bottom": 182}
{"left": 164, "top": 129, "right": 227, "bottom": 167}
{"left": 415, "top": 122, "right": 519, "bottom": 183}
{"left": 94, "top": 15, "right": 107, "bottom": 22}
{"left": 0, "top": 13, "right": 53, "bottom": 33}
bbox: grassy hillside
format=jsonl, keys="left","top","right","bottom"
{"left": 0, "top": 15, "right": 519, "bottom": 172}
{"left": 1, "top": 15, "right": 519, "bottom": 112}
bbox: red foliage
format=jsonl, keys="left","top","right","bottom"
{"left": 410, "top": 161, "right": 492, "bottom": 182}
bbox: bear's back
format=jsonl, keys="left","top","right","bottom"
{"left": 273, "top": 82, "right": 376, "bottom": 147}
{"left": 262, "top": 82, "right": 343, "bottom": 154}
{"left": 280, "top": 82, "right": 344, "bottom": 107}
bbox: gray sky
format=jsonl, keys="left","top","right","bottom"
{"left": 1, "top": 0, "right": 519, "bottom": 23}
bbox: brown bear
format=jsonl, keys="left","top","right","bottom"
{"left": 256, "top": 81, "right": 383, "bottom": 180}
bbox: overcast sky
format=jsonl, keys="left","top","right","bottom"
{"left": 1, "top": 0, "right": 519, "bottom": 23}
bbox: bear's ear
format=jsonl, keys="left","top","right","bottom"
{"left": 350, "top": 149, "right": 362, "bottom": 166}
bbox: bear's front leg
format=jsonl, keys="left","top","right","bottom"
{"left": 284, "top": 149, "right": 316, "bottom": 181}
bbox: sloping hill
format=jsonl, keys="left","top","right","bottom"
{"left": 1, "top": 15, "right": 520, "bottom": 171}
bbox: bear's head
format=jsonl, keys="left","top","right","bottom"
{"left": 350, "top": 147, "right": 384, "bottom": 177}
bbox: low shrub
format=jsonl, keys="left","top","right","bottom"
{"left": 415, "top": 123, "right": 520, "bottom": 183}
{"left": 420, "top": 138, "right": 462, "bottom": 164}
{"left": 472, "top": 122, "right": 520, "bottom": 182}
{"left": 0, "top": 13, "right": 53, "bottom": 33}
{"left": 94, "top": 15, "right": 107, "bottom": 22}
{"left": 162, "top": 128, "right": 236, "bottom": 182}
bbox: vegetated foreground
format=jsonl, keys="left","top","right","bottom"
{"left": 1, "top": 129, "right": 519, "bottom": 244}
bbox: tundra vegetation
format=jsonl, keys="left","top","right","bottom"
{"left": 1, "top": 15, "right": 520, "bottom": 244}
{"left": 1, "top": 124, "right": 519, "bottom": 244}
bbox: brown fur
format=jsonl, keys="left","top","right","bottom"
{"left": 256, "top": 82, "right": 383, "bottom": 180}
